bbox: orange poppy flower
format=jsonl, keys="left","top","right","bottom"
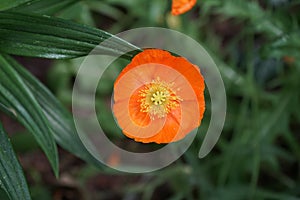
{"left": 113, "top": 49, "right": 205, "bottom": 143}
{"left": 171, "top": 0, "right": 197, "bottom": 15}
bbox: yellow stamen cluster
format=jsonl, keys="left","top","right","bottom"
{"left": 138, "top": 77, "right": 182, "bottom": 119}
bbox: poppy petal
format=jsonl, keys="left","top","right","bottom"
{"left": 113, "top": 49, "right": 205, "bottom": 144}
{"left": 172, "top": 0, "right": 197, "bottom": 15}
{"left": 114, "top": 99, "right": 166, "bottom": 139}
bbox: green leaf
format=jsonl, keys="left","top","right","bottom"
{"left": 0, "top": 101, "right": 15, "bottom": 118}
{"left": 0, "top": 55, "right": 59, "bottom": 177}
{"left": 0, "top": 11, "right": 141, "bottom": 59}
{"left": 0, "top": 0, "right": 31, "bottom": 11}
{"left": 10, "top": 0, "right": 79, "bottom": 15}
{"left": 2, "top": 55, "right": 102, "bottom": 168}
{"left": 86, "top": 1, "right": 125, "bottom": 21}
{"left": 0, "top": 122, "right": 32, "bottom": 200}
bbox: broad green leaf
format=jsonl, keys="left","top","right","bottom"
{"left": 2, "top": 55, "right": 102, "bottom": 167}
{"left": 0, "top": 122, "right": 32, "bottom": 200}
{"left": 11, "top": 0, "right": 79, "bottom": 15}
{"left": 0, "top": 0, "right": 31, "bottom": 11}
{"left": 0, "top": 11, "right": 141, "bottom": 59}
{"left": 0, "top": 55, "right": 59, "bottom": 177}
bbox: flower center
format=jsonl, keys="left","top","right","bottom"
{"left": 138, "top": 77, "right": 182, "bottom": 120}
{"left": 151, "top": 91, "right": 167, "bottom": 105}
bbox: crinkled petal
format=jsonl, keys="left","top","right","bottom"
{"left": 172, "top": 0, "right": 197, "bottom": 15}
{"left": 113, "top": 49, "right": 205, "bottom": 144}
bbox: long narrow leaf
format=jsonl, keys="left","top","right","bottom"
{"left": 2, "top": 55, "right": 102, "bottom": 167}
{"left": 0, "top": 11, "right": 141, "bottom": 59}
{"left": 10, "top": 0, "right": 79, "bottom": 15}
{"left": 0, "top": 122, "right": 32, "bottom": 200}
{"left": 0, "top": 55, "right": 59, "bottom": 176}
{"left": 0, "top": 101, "right": 15, "bottom": 118}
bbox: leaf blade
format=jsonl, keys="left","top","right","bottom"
{"left": 0, "top": 55, "right": 59, "bottom": 177}
{"left": 2, "top": 55, "right": 102, "bottom": 168}
{"left": 10, "top": 0, "right": 79, "bottom": 15}
{"left": 0, "top": 122, "right": 32, "bottom": 200}
{"left": 0, "top": 11, "right": 141, "bottom": 59}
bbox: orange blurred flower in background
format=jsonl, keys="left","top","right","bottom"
{"left": 113, "top": 49, "right": 205, "bottom": 144}
{"left": 171, "top": 0, "right": 197, "bottom": 15}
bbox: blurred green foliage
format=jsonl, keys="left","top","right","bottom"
{"left": 0, "top": 0, "right": 299, "bottom": 199}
